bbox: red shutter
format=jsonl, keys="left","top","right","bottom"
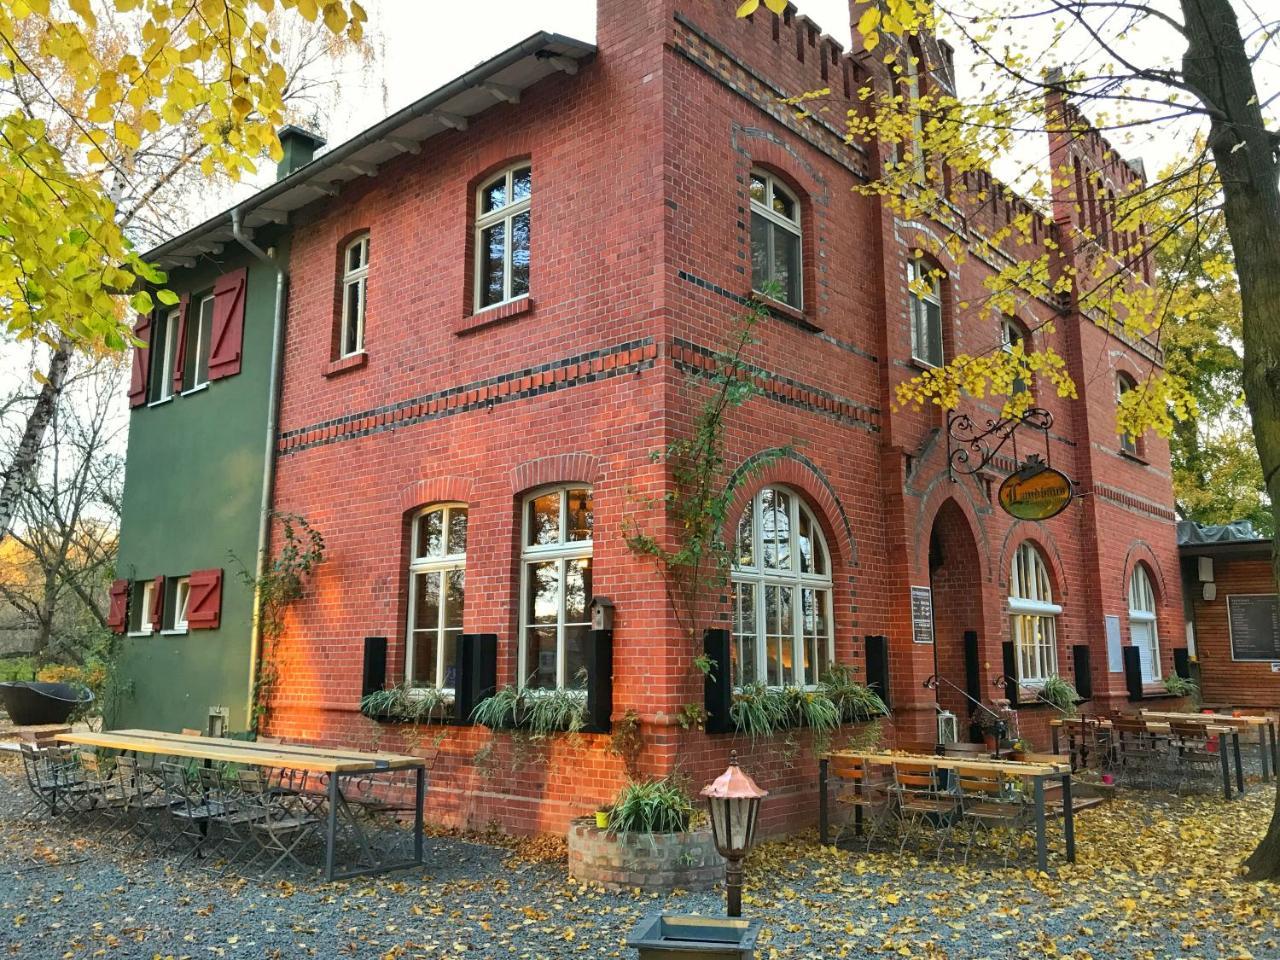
{"left": 128, "top": 313, "right": 152, "bottom": 408}
{"left": 150, "top": 575, "right": 165, "bottom": 633}
{"left": 171, "top": 294, "right": 190, "bottom": 395}
{"left": 208, "top": 267, "right": 248, "bottom": 380}
{"left": 186, "top": 568, "right": 223, "bottom": 630}
{"left": 107, "top": 579, "right": 129, "bottom": 633}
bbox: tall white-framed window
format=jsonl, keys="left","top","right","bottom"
{"left": 908, "top": 259, "right": 944, "bottom": 367}
{"left": 731, "top": 487, "right": 833, "bottom": 688}
{"left": 1116, "top": 373, "right": 1139, "bottom": 456}
{"left": 749, "top": 169, "right": 802, "bottom": 309}
{"left": 1128, "top": 563, "right": 1160, "bottom": 683}
{"left": 1009, "top": 542, "right": 1060, "bottom": 684}
{"left": 1000, "top": 315, "right": 1029, "bottom": 395}
{"left": 903, "top": 40, "right": 926, "bottom": 179}
{"left": 128, "top": 580, "right": 155, "bottom": 635}
{"left": 519, "top": 485, "right": 592, "bottom": 691}
{"left": 340, "top": 233, "right": 370, "bottom": 358}
{"left": 475, "top": 163, "right": 531, "bottom": 310}
{"left": 150, "top": 308, "right": 182, "bottom": 403}
{"left": 406, "top": 503, "right": 467, "bottom": 691}
{"left": 182, "top": 293, "right": 214, "bottom": 392}
{"left": 167, "top": 576, "right": 191, "bottom": 633}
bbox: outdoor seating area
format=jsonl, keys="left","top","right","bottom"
{"left": 14, "top": 728, "right": 430, "bottom": 880}
{"left": 817, "top": 750, "right": 1078, "bottom": 870}
{"left": 1050, "top": 709, "right": 1279, "bottom": 798}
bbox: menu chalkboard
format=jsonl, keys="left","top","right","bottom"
{"left": 1227, "top": 594, "right": 1280, "bottom": 662}
{"left": 911, "top": 586, "right": 934, "bottom": 645}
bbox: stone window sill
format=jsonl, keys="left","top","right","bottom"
{"left": 323, "top": 352, "right": 368, "bottom": 378}
{"left": 456, "top": 296, "right": 534, "bottom": 335}
{"left": 757, "top": 295, "right": 822, "bottom": 332}
{"left": 1119, "top": 448, "right": 1149, "bottom": 466}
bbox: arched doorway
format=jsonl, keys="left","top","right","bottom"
{"left": 927, "top": 499, "right": 985, "bottom": 741}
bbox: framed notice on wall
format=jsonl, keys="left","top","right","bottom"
{"left": 1104, "top": 615, "right": 1123, "bottom": 673}
{"left": 910, "top": 586, "right": 934, "bottom": 644}
{"left": 1228, "top": 594, "right": 1280, "bottom": 662}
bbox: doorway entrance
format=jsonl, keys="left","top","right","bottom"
{"left": 927, "top": 499, "right": 985, "bottom": 741}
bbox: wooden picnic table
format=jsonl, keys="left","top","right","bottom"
{"left": 818, "top": 750, "right": 1074, "bottom": 871}
{"left": 57, "top": 729, "right": 426, "bottom": 881}
{"left": 1139, "top": 710, "right": 1279, "bottom": 782}
{"left": 1050, "top": 716, "right": 1247, "bottom": 799}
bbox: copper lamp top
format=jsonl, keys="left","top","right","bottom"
{"left": 700, "top": 750, "right": 768, "bottom": 800}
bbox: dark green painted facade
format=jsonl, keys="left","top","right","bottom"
{"left": 114, "top": 242, "right": 285, "bottom": 733}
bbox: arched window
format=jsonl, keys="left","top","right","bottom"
{"left": 908, "top": 258, "right": 943, "bottom": 367}
{"left": 1009, "top": 542, "right": 1060, "bottom": 683}
{"left": 1116, "top": 373, "right": 1139, "bottom": 456}
{"left": 520, "top": 485, "right": 592, "bottom": 690}
{"left": 475, "top": 163, "right": 531, "bottom": 310}
{"left": 406, "top": 504, "right": 467, "bottom": 690}
{"left": 340, "top": 233, "right": 369, "bottom": 358}
{"left": 731, "top": 487, "right": 833, "bottom": 688}
{"left": 1000, "top": 315, "right": 1029, "bottom": 395}
{"left": 749, "top": 169, "right": 802, "bottom": 309}
{"left": 1129, "top": 564, "right": 1160, "bottom": 682}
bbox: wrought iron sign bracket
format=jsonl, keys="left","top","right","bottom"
{"left": 946, "top": 407, "right": 1054, "bottom": 481}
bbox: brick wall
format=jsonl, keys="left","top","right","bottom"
{"left": 1193, "top": 556, "right": 1280, "bottom": 707}
{"left": 262, "top": 0, "right": 1187, "bottom": 836}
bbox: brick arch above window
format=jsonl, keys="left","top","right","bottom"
{"left": 723, "top": 449, "right": 856, "bottom": 570}
{"left": 738, "top": 133, "right": 827, "bottom": 203}
{"left": 1121, "top": 541, "right": 1169, "bottom": 605}
{"left": 398, "top": 475, "right": 476, "bottom": 514}
{"left": 509, "top": 453, "right": 603, "bottom": 495}
{"left": 996, "top": 523, "right": 1070, "bottom": 601}
{"left": 911, "top": 479, "right": 994, "bottom": 586}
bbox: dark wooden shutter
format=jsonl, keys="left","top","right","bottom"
{"left": 171, "top": 294, "right": 190, "bottom": 395}
{"left": 128, "top": 313, "right": 153, "bottom": 407}
{"left": 208, "top": 267, "right": 248, "bottom": 380}
{"left": 107, "top": 579, "right": 129, "bottom": 633}
{"left": 150, "top": 575, "right": 165, "bottom": 633}
{"left": 186, "top": 568, "right": 223, "bottom": 629}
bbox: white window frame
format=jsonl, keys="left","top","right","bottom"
{"left": 151, "top": 308, "right": 181, "bottom": 404}
{"left": 405, "top": 503, "right": 467, "bottom": 693}
{"left": 907, "top": 259, "right": 944, "bottom": 367}
{"left": 731, "top": 487, "right": 834, "bottom": 689}
{"left": 518, "top": 485, "right": 592, "bottom": 692}
{"left": 128, "top": 580, "right": 155, "bottom": 636}
{"left": 1128, "top": 564, "right": 1160, "bottom": 683}
{"left": 474, "top": 164, "right": 532, "bottom": 311}
{"left": 749, "top": 169, "right": 803, "bottom": 309}
{"left": 1116, "top": 374, "right": 1139, "bottom": 455}
{"left": 1009, "top": 542, "right": 1061, "bottom": 685}
{"left": 1000, "top": 315, "right": 1029, "bottom": 394}
{"left": 903, "top": 46, "right": 926, "bottom": 178}
{"left": 167, "top": 576, "right": 191, "bottom": 633}
{"left": 182, "top": 293, "right": 214, "bottom": 393}
{"left": 340, "top": 234, "right": 369, "bottom": 358}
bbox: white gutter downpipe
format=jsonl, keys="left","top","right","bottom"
{"left": 232, "top": 206, "right": 287, "bottom": 732}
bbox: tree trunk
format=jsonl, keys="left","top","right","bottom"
{"left": 1181, "top": 0, "right": 1280, "bottom": 880}
{"left": 0, "top": 342, "right": 71, "bottom": 543}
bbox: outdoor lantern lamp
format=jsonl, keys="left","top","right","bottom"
{"left": 700, "top": 750, "right": 767, "bottom": 918}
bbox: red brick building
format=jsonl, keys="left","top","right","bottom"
{"left": 218, "top": 0, "right": 1187, "bottom": 835}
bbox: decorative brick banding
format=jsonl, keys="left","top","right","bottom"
{"left": 566, "top": 820, "right": 724, "bottom": 893}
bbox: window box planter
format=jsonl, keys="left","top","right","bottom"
{"left": 626, "top": 913, "right": 761, "bottom": 959}
{"left": 567, "top": 819, "right": 724, "bottom": 893}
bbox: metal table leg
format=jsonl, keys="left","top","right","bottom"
{"left": 1271, "top": 722, "right": 1279, "bottom": 777}
{"left": 818, "top": 758, "right": 829, "bottom": 845}
{"left": 1033, "top": 776, "right": 1047, "bottom": 872}
{"left": 1259, "top": 726, "right": 1271, "bottom": 783}
{"left": 1061, "top": 773, "right": 1075, "bottom": 864}
{"left": 1051, "top": 725, "right": 1060, "bottom": 755}
{"left": 1220, "top": 735, "right": 1232, "bottom": 801}
{"left": 325, "top": 773, "right": 339, "bottom": 881}
{"left": 414, "top": 767, "right": 425, "bottom": 865}
{"left": 1233, "top": 732, "right": 1245, "bottom": 795}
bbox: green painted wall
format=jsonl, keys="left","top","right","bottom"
{"left": 114, "top": 240, "right": 286, "bottom": 733}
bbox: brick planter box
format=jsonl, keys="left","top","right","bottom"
{"left": 567, "top": 818, "right": 724, "bottom": 892}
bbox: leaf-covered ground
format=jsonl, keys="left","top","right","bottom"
{"left": 0, "top": 759, "right": 1277, "bottom": 959}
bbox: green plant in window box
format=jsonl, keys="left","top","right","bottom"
{"left": 820, "top": 664, "right": 890, "bottom": 722}
{"left": 1163, "top": 673, "right": 1200, "bottom": 702}
{"left": 1038, "top": 675, "right": 1079, "bottom": 716}
{"left": 360, "top": 681, "right": 450, "bottom": 724}
{"left": 471, "top": 684, "right": 587, "bottom": 739}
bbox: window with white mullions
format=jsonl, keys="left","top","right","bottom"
{"left": 182, "top": 293, "right": 214, "bottom": 392}
{"left": 1008, "top": 542, "right": 1060, "bottom": 684}
{"left": 1000, "top": 315, "right": 1029, "bottom": 395}
{"left": 731, "top": 487, "right": 832, "bottom": 688}
{"left": 406, "top": 504, "right": 467, "bottom": 691}
{"left": 520, "top": 485, "right": 592, "bottom": 691}
{"left": 1128, "top": 564, "right": 1160, "bottom": 683}
{"left": 150, "top": 308, "right": 181, "bottom": 402}
{"left": 907, "top": 259, "right": 943, "bottom": 367}
{"left": 476, "top": 164, "right": 531, "bottom": 310}
{"left": 749, "top": 170, "right": 802, "bottom": 309}
{"left": 128, "top": 580, "right": 155, "bottom": 635}
{"left": 340, "top": 234, "right": 369, "bottom": 357}
{"left": 1116, "top": 373, "right": 1140, "bottom": 456}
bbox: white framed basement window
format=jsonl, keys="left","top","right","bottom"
{"left": 1009, "top": 542, "right": 1060, "bottom": 684}
{"left": 731, "top": 487, "right": 833, "bottom": 688}
{"left": 1129, "top": 564, "right": 1160, "bottom": 683}
{"left": 340, "top": 233, "right": 369, "bottom": 358}
{"left": 405, "top": 503, "right": 467, "bottom": 692}
{"left": 519, "top": 485, "right": 592, "bottom": 691}
{"left": 475, "top": 164, "right": 531, "bottom": 310}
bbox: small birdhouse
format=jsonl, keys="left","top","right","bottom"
{"left": 590, "top": 596, "right": 615, "bottom": 632}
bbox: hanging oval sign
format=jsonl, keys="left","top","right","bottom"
{"left": 998, "top": 463, "right": 1074, "bottom": 521}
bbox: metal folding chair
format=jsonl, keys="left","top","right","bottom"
{"left": 158, "top": 762, "right": 218, "bottom": 864}
{"left": 829, "top": 755, "right": 895, "bottom": 851}
{"left": 954, "top": 766, "right": 1032, "bottom": 866}
{"left": 891, "top": 761, "right": 959, "bottom": 860}
{"left": 114, "top": 755, "right": 178, "bottom": 852}
{"left": 236, "top": 768, "right": 321, "bottom": 877}
{"left": 1169, "top": 722, "right": 1222, "bottom": 794}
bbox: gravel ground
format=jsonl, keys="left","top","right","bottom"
{"left": 1, "top": 756, "right": 1279, "bottom": 960}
